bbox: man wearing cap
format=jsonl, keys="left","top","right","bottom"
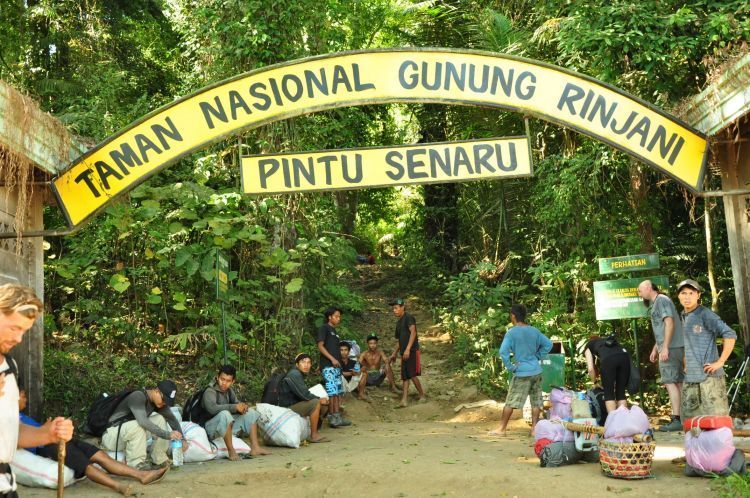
{"left": 677, "top": 279, "right": 737, "bottom": 419}
{"left": 637, "top": 279, "right": 685, "bottom": 431}
{"left": 100, "top": 380, "right": 185, "bottom": 469}
{"left": 278, "top": 354, "right": 329, "bottom": 443}
{"left": 389, "top": 298, "right": 425, "bottom": 407}
{"left": 357, "top": 334, "right": 399, "bottom": 400}
{"left": 201, "top": 364, "right": 270, "bottom": 460}
{"left": 1, "top": 284, "right": 73, "bottom": 497}
{"left": 317, "top": 307, "right": 351, "bottom": 427}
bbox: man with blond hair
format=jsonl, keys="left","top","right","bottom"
{"left": 0, "top": 284, "right": 73, "bottom": 497}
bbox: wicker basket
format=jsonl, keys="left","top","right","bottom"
{"left": 599, "top": 440, "right": 656, "bottom": 479}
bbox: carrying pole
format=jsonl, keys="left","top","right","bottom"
{"left": 57, "top": 440, "right": 65, "bottom": 498}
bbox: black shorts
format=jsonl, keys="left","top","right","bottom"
{"left": 37, "top": 439, "right": 99, "bottom": 479}
{"left": 401, "top": 350, "right": 421, "bottom": 381}
{"left": 600, "top": 353, "right": 630, "bottom": 402}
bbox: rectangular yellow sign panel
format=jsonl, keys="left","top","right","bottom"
{"left": 52, "top": 50, "right": 707, "bottom": 227}
{"left": 241, "top": 137, "right": 531, "bottom": 194}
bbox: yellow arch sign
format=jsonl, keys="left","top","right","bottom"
{"left": 52, "top": 48, "right": 708, "bottom": 227}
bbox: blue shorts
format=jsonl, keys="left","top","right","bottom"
{"left": 322, "top": 366, "right": 344, "bottom": 397}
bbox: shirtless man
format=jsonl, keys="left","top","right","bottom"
{"left": 357, "top": 334, "right": 399, "bottom": 400}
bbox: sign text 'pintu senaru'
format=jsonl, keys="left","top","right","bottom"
{"left": 241, "top": 137, "right": 531, "bottom": 194}
{"left": 52, "top": 50, "right": 707, "bottom": 227}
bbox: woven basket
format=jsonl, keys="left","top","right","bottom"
{"left": 599, "top": 440, "right": 656, "bottom": 479}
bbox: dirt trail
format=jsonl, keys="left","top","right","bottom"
{"left": 21, "top": 264, "right": 740, "bottom": 497}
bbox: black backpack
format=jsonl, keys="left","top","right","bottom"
{"left": 587, "top": 387, "right": 608, "bottom": 426}
{"left": 183, "top": 387, "right": 212, "bottom": 426}
{"left": 261, "top": 372, "right": 287, "bottom": 405}
{"left": 82, "top": 389, "right": 136, "bottom": 437}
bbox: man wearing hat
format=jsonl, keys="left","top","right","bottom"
{"left": 100, "top": 380, "right": 185, "bottom": 469}
{"left": 677, "top": 279, "right": 737, "bottom": 419}
{"left": 389, "top": 298, "right": 425, "bottom": 407}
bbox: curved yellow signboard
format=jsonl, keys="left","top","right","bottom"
{"left": 52, "top": 49, "right": 708, "bottom": 227}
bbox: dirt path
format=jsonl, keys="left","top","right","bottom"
{"left": 20, "top": 265, "right": 742, "bottom": 497}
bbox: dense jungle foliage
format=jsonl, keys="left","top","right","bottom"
{"left": 2, "top": 1, "right": 749, "bottom": 439}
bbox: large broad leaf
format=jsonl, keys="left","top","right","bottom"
{"left": 285, "top": 278, "right": 304, "bottom": 294}
{"left": 146, "top": 294, "right": 162, "bottom": 304}
{"left": 109, "top": 274, "right": 130, "bottom": 293}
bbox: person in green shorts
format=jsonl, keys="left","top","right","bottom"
{"left": 490, "top": 304, "right": 552, "bottom": 437}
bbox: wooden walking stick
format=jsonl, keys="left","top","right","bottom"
{"left": 560, "top": 421, "right": 653, "bottom": 442}
{"left": 57, "top": 439, "right": 65, "bottom": 498}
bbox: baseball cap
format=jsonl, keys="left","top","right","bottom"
{"left": 157, "top": 380, "right": 177, "bottom": 407}
{"left": 366, "top": 334, "right": 379, "bottom": 341}
{"left": 388, "top": 298, "right": 405, "bottom": 306}
{"left": 677, "top": 279, "right": 702, "bottom": 292}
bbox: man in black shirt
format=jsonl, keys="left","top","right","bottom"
{"left": 316, "top": 307, "right": 351, "bottom": 427}
{"left": 389, "top": 298, "right": 425, "bottom": 407}
{"left": 279, "top": 354, "right": 329, "bottom": 443}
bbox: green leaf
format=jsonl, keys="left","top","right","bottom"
{"left": 285, "top": 278, "right": 304, "bottom": 293}
{"left": 173, "top": 302, "right": 187, "bottom": 311}
{"left": 109, "top": 274, "right": 131, "bottom": 293}
{"left": 146, "top": 294, "right": 162, "bottom": 304}
{"left": 151, "top": 287, "right": 162, "bottom": 295}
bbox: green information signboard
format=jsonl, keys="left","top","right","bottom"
{"left": 594, "top": 275, "right": 669, "bottom": 320}
{"left": 598, "top": 253, "right": 659, "bottom": 275}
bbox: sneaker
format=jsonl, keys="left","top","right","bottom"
{"left": 337, "top": 414, "right": 352, "bottom": 427}
{"left": 327, "top": 414, "right": 342, "bottom": 428}
{"left": 659, "top": 419, "right": 683, "bottom": 432}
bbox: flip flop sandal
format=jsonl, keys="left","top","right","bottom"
{"left": 144, "top": 465, "right": 170, "bottom": 486}
{"left": 309, "top": 437, "right": 330, "bottom": 443}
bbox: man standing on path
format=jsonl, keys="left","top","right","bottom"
{"left": 317, "top": 307, "right": 351, "bottom": 427}
{"left": 677, "top": 279, "right": 736, "bottom": 419}
{"left": 637, "top": 279, "right": 685, "bottom": 431}
{"left": 491, "top": 304, "right": 552, "bottom": 437}
{"left": 389, "top": 298, "right": 425, "bottom": 407}
{"left": 1, "top": 284, "right": 74, "bottom": 497}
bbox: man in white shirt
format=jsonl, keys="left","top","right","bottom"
{"left": 0, "top": 284, "right": 73, "bottom": 497}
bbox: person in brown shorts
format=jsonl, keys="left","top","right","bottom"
{"left": 389, "top": 299, "right": 425, "bottom": 407}
{"left": 278, "top": 354, "right": 329, "bottom": 442}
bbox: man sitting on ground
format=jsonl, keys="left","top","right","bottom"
{"left": 201, "top": 365, "right": 271, "bottom": 460}
{"left": 19, "top": 388, "right": 167, "bottom": 496}
{"left": 339, "top": 342, "right": 362, "bottom": 396}
{"left": 357, "top": 334, "right": 399, "bottom": 400}
{"left": 100, "top": 380, "right": 185, "bottom": 470}
{"left": 278, "top": 354, "right": 330, "bottom": 443}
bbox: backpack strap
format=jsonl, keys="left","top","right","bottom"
{"left": 1, "top": 353, "right": 18, "bottom": 377}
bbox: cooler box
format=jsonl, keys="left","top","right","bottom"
{"left": 683, "top": 416, "right": 734, "bottom": 431}
{"left": 541, "top": 341, "right": 566, "bottom": 392}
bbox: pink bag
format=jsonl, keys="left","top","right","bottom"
{"left": 549, "top": 389, "right": 573, "bottom": 420}
{"left": 685, "top": 427, "right": 735, "bottom": 473}
{"left": 603, "top": 406, "right": 649, "bottom": 442}
{"left": 535, "top": 419, "right": 574, "bottom": 442}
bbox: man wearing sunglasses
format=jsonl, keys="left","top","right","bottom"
{"left": 1, "top": 284, "right": 73, "bottom": 497}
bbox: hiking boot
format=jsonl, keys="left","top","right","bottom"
{"left": 327, "top": 414, "right": 342, "bottom": 428}
{"left": 659, "top": 419, "right": 683, "bottom": 432}
{"left": 337, "top": 414, "right": 352, "bottom": 426}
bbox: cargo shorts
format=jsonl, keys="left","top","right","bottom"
{"left": 681, "top": 375, "right": 729, "bottom": 419}
{"left": 505, "top": 373, "right": 542, "bottom": 409}
{"left": 658, "top": 347, "right": 685, "bottom": 384}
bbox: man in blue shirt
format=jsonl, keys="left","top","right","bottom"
{"left": 490, "top": 304, "right": 553, "bottom": 436}
{"left": 677, "top": 279, "right": 737, "bottom": 419}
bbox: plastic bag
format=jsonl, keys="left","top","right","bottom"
{"left": 685, "top": 427, "right": 735, "bottom": 473}
{"left": 11, "top": 449, "right": 76, "bottom": 489}
{"left": 549, "top": 388, "right": 573, "bottom": 420}
{"left": 180, "top": 421, "right": 217, "bottom": 463}
{"left": 534, "top": 420, "right": 574, "bottom": 442}
{"left": 603, "top": 405, "right": 649, "bottom": 442}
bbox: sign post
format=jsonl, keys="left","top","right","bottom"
{"left": 595, "top": 253, "right": 663, "bottom": 407}
{"left": 216, "top": 250, "right": 229, "bottom": 364}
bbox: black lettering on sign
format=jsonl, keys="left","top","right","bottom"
{"left": 452, "top": 147, "right": 473, "bottom": 176}
{"left": 305, "top": 69, "right": 328, "bottom": 97}
{"left": 332, "top": 65, "right": 353, "bottom": 93}
{"left": 317, "top": 155, "right": 337, "bottom": 185}
{"left": 586, "top": 95, "right": 618, "bottom": 128}
{"left": 557, "top": 83, "right": 585, "bottom": 115}
{"left": 280, "top": 158, "right": 292, "bottom": 187}
{"left": 250, "top": 82, "right": 272, "bottom": 111}
{"left": 610, "top": 110, "right": 637, "bottom": 135}
{"left": 445, "top": 62, "right": 466, "bottom": 91}
{"left": 74, "top": 169, "right": 100, "bottom": 198}
{"left": 352, "top": 63, "right": 375, "bottom": 91}
{"left": 398, "top": 61, "right": 418, "bottom": 89}
{"left": 342, "top": 154, "right": 363, "bottom": 183}
{"left": 95, "top": 160, "right": 123, "bottom": 190}
{"left": 229, "top": 90, "right": 252, "bottom": 120}
{"left": 282, "top": 74, "right": 303, "bottom": 102}
{"left": 151, "top": 117, "right": 183, "bottom": 151}
{"left": 429, "top": 148, "right": 451, "bottom": 177}
{"left": 200, "top": 96, "right": 228, "bottom": 129}
{"left": 496, "top": 143, "right": 517, "bottom": 171}
{"left": 472, "top": 145, "right": 495, "bottom": 173}
{"left": 626, "top": 117, "right": 651, "bottom": 147}
{"left": 109, "top": 143, "right": 142, "bottom": 176}
{"left": 135, "top": 134, "right": 162, "bottom": 162}
{"left": 385, "top": 151, "right": 404, "bottom": 180}
{"left": 293, "top": 157, "right": 315, "bottom": 187}
{"left": 406, "top": 149, "right": 428, "bottom": 179}
{"left": 258, "top": 159, "right": 279, "bottom": 189}
{"left": 468, "top": 65, "right": 489, "bottom": 93}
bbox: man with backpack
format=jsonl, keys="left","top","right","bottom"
{"left": 1, "top": 284, "right": 73, "bottom": 498}
{"left": 99, "top": 380, "right": 185, "bottom": 470}
{"left": 638, "top": 279, "right": 686, "bottom": 431}
{"left": 277, "top": 353, "right": 330, "bottom": 442}
{"left": 198, "top": 365, "right": 270, "bottom": 460}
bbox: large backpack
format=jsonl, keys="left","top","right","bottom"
{"left": 183, "top": 387, "right": 212, "bottom": 426}
{"left": 82, "top": 389, "right": 136, "bottom": 437}
{"left": 587, "top": 387, "right": 608, "bottom": 426}
{"left": 261, "top": 371, "right": 287, "bottom": 405}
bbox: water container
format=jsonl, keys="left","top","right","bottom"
{"left": 171, "top": 439, "right": 183, "bottom": 467}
